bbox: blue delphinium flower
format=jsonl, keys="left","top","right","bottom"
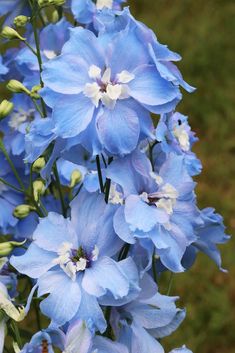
{"left": 19, "top": 329, "right": 64, "bottom": 353}
{"left": 10, "top": 190, "right": 140, "bottom": 331}
{"left": 16, "top": 18, "right": 71, "bottom": 88}
{"left": 109, "top": 274, "right": 186, "bottom": 353}
{"left": 107, "top": 150, "right": 200, "bottom": 272}
{"left": 71, "top": 0, "right": 126, "bottom": 26}
{"left": 155, "top": 112, "right": 202, "bottom": 176}
{"left": 182, "top": 207, "right": 230, "bottom": 272}
{"left": 41, "top": 23, "right": 185, "bottom": 155}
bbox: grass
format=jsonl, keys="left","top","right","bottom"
{"left": 128, "top": 0, "right": 235, "bottom": 352}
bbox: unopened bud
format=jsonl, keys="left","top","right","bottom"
{"left": 30, "top": 85, "right": 42, "bottom": 100}
{"left": 33, "top": 180, "right": 45, "bottom": 202}
{"left": 14, "top": 15, "right": 29, "bottom": 27}
{"left": 13, "top": 205, "right": 35, "bottom": 219}
{"left": 32, "top": 157, "right": 46, "bottom": 173}
{"left": 7, "top": 80, "right": 31, "bottom": 95}
{"left": 0, "top": 240, "right": 26, "bottom": 257}
{"left": 70, "top": 169, "right": 83, "bottom": 188}
{"left": 0, "top": 100, "right": 14, "bottom": 119}
{"left": 51, "top": 9, "right": 59, "bottom": 23}
{"left": 1, "top": 26, "right": 25, "bottom": 41}
{"left": 37, "top": 0, "right": 51, "bottom": 7}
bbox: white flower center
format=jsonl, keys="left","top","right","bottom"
{"left": 53, "top": 242, "right": 99, "bottom": 282}
{"left": 173, "top": 125, "right": 190, "bottom": 151}
{"left": 109, "top": 184, "right": 123, "bottom": 205}
{"left": 140, "top": 182, "right": 179, "bottom": 215}
{"left": 83, "top": 65, "right": 135, "bottom": 109}
{"left": 96, "top": 0, "right": 113, "bottom": 10}
{"left": 43, "top": 50, "right": 57, "bottom": 60}
{"left": 8, "top": 108, "right": 34, "bottom": 130}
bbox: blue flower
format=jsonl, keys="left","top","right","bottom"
{"left": 16, "top": 18, "right": 71, "bottom": 88}
{"left": 71, "top": 0, "right": 126, "bottom": 26}
{"left": 10, "top": 191, "right": 139, "bottom": 330}
{"left": 41, "top": 23, "right": 185, "bottom": 155}
{"left": 109, "top": 274, "right": 185, "bottom": 353}
{"left": 20, "top": 328, "right": 64, "bottom": 353}
{"left": 63, "top": 320, "right": 128, "bottom": 353}
{"left": 107, "top": 150, "right": 199, "bottom": 272}
{"left": 155, "top": 112, "right": 202, "bottom": 176}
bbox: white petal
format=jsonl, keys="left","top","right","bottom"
{"left": 96, "top": 0, "right": 113, "bottom": 10}
{"left": 117, "top": 70, "right": 135, "bottom": 83}
{"left": 106, "top": 84, "right": 122, "bottom": 100}
{"left": 101, "top": 68, "right": 111, "bottom": 84}
{"left": 88, "top": 65, "right": 102, "bottom": 79}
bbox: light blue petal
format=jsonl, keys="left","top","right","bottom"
{"left": 38, "top": 271, "right": 81, "bottom": 326}
{"left": 97, "top": 101, "right": 140, "bottom": 155}
{"left": 125, "top": 195, "right": 168, "bottom": 232}
{"left": 93, "top": 336, "right": 129, "bottom": 353}
{"left": 52, "top": 93, "right": 95, "bottom": 138}
{"left": 82, "top": 257, "right": 130, "bottom": 299}
{"left": 10, "top": 244, "right": 55, "bottom": 279}
{"left": 33, "top": 212, "right": 78, "bottom": 252}
{"left": 64, "top": 320, "right": 92, "bottom": 353}
{"left": 129, "top": 65, "right": 179, "bottom": 106}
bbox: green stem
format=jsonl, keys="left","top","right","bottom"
{"left": 31, "top": 98, "right": 44, "bottom": 118}
{"left": 53, "top": 163, "right": 67, "bottom": 218}
{"left": 118, "top": 244, "right": 131, "bottom": 261}
{"left": 166, "top": 272, "right": 174, "bottom": 296}
{"left": 29, "top": 0, "right": 47, "bottom": 117}
{"left": 24, "top": 40, "right": 37, "bottom": 56}
{"left": 0, "top": 140, "right": 26, "bottom": 191}
{"left": 11, "top": 321, "right": 22, "bottom": 349}
{"left": 0, "top": 177, "right": 24, "bottom": 193}
{"left": 96, "top": 155, "right": 104, "bottom": 193}
{"left": 152, "top": 250, "right": 158, "bottom": 284}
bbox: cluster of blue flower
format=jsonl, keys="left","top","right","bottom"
{"left": 0, "top": 0, "right": 230, "bottom": 352}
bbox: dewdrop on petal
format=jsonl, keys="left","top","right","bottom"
{"left": 0, "top": 100, "right": 14, "bottom": 119}
{"left": 1, "top": 26, "right": 25, "bottom": 41}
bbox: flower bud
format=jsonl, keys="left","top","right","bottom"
{"left": 1, "top": 26, "right": 25, "bottom": 41}
{"left": 30, "top": 84, "right": 42, "bottom": 100}
{"left": 37, "top": 0, "right": 51, "bottom": 7}
{"left": 14, "top": 15, "right": 29, "bottom": 27}
{"left": 70, "top": 169, "right": 83, "bottom": 188}
{"left": 7, "top": 80, "right": 31, "bottom": 95}
{"left": 0, "top": 240, "right": 26, "bottom": 257}
{"left": 13, "top": 205, "right": 35, "bottom": 219}
{"left": 33, "top": 180, "right": 45, "bottom": 202}
{"left": 0, "top": 100, "right": 14, "bottom": 119}
{"left": 32, "top": 157, "right": 46, "bottom": 173}
{"left": 51, "top": 9, "right": 59, "bottom": 23}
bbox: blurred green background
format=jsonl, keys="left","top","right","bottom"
{"left": 129, "top": 0, "right": 235, "bottom": 352}
{"left": 1, "top": 0, "right": 235, "bottom": 352}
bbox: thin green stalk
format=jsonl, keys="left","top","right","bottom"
{"left": 0, "top": 177, "right": 24, "bottom": 193}
{"left": 69, "top": 183, "right": 83, "bottom": 202}
{"left": 166, "top": 272, "right": 174, "bottom": 296}
{"left": 152, "top": 250, "right": 158, "bottom": 284}
{"left": 53, "top": 163, "right": 67, "bottom": 218}
{"left": 28, "top": 0, "right": 47, "bottom": 117}
{"left": 0, "top": 140, "right": 26, "bottom": 191}
{"left": 11, "top": 321, "right": 22, "bottom": 349}
{"left": 31, "top": 98, "right": 44, "bottom": 118}
{"left": 96, "top": 155, "right": 104, "bottom": 193}
{"left": 118, "top": 244, "right": 131, "bottom": 261}
{"left": 34, "top": 300, "right": 42, "bottom": 331}
{"left": 24, "top": 41, "right": 37, "bottom": 56}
